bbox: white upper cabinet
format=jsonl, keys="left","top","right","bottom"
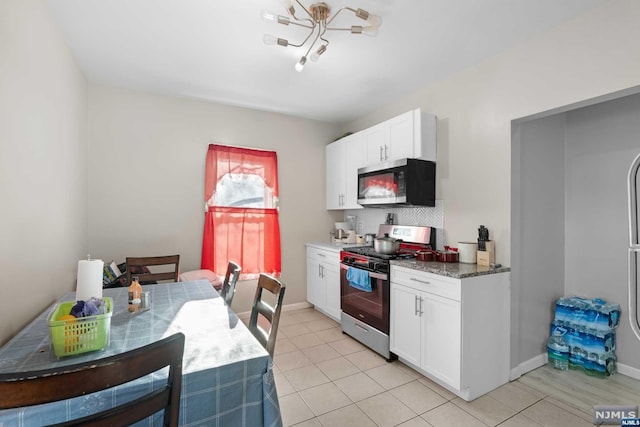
{"left": 364, "top": 109, "right": 437, "bottom": 164}
{"left": 326, "top": 108, "right": 436, "bottom": 210}
{"left": 343, "top": 133, "right": 365, "bottom": 209}
{"left": 363, "top": 122, "right": 388, "bottom": 163}
{"left": 326, "top": 133, "right": 365, "bottom": 210}
{"left": 326, "top": 140, "right": 345, "bottom": 210}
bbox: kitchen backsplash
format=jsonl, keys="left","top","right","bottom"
{"left": 344, "top": 200, "right": 445, "bottom": 249}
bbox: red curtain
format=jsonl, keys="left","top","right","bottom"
{"left": 201, "top": 144, "right": 281, "bottom": 278}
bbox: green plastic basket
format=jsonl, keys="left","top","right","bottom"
{"left": 48, "top": 297, "right": 113, "bottom": 357}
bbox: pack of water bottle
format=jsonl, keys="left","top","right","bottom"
{"left": 547, "top": 296, "right": 620, "bottom": 377}
{"left": 553, "top": 296, "right": 620, "bottom": 334}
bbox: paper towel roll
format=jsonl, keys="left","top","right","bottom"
{"left": 76, "top": 259, "right": 104, "bottom": 301}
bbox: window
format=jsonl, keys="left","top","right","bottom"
{"left": 214, "top": 174, "right": 274, "bottom": 208}
{"left": 201, "top": 144, "right": 281, "bottom": 279}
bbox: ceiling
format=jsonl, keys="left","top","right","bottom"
{"left": 47, "top": 0, "right": 604, "bottom": 124}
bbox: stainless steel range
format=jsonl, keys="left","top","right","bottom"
{"left": 340, "top": 224, "right": 435, "bottom": 360}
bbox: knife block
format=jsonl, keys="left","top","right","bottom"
{"left": 477, "top": 240, "right": 495, "bottom": 267}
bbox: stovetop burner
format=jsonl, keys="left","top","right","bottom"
{"left": 343, "top": 246, "right": 418, "bottom": 260}
{"left": 340, "top": 225, "right": 436, "bottom": 273}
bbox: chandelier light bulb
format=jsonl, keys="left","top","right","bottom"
{"left": 263, "top": 34, "right": 277, "bottom": 45}
{"left": 367, "top": 14, "right": 383, "bottom": 27}
{"left": 310, "top": 44, "right": 327, "bottom": 62}
{"left": 263, "top": 35, "right": 289, "bottom": 47}
{"left": 285, "top": 0, "right": 295, "bottom": 16}
{"left": 361, "top": 25, "right": 379, "bottom": 37}
{"left": 295, "top": 56, "right": 307, "bottom": 72}
{"left": 261, "top": 9, "right": 277, "bottom": 22}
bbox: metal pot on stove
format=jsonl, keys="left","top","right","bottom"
{"left": 374, "top": 233, "right": 402, "bottom": 254}
{"left": 363, "top": 233, "right": 377, "bottom": 246}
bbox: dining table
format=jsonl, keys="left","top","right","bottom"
{"left": 0, "top": 280, "right": 282, "bottom": 427}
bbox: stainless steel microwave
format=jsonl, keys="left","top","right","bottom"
{"left": 357, "top": 158, "right": 436, "bottom": 207}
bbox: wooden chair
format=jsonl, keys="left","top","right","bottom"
{"left": 220, "top": 261, "right": 241, "bottom": 306}
{"left": 248, "top": 274, "right": 286, "bottom": 358}
{"left": 0, "top": 332, "right": 185, "bottom": 427}
{"left": 126, "top": 255, "right": 180, "bottom": 285}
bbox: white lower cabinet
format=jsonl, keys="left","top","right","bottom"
{"left": 390, "top": 265, "right": 510, "bottom": 401}
{"left": 306, "top": 245, "right": 341, "bottom": 321}
{"left": 421, "top": 292, "right": 461, "bottom": 388}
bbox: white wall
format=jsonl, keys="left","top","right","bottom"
{"left": 564, "top": 93, "right": 640, "bottom": 371}
{"left": 87, "top": 85, "right": 341, "bottom": 314}
{"left": 512, "top": 114, "right": 567, "bottom": 370}
{"left": 0, "top": 0, "right": 88, "bottom": 345}
{"left": 342, "top": 0, "right": 640, "bottom": 267}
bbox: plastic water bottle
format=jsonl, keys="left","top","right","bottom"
{"left": 547, "top": 328, "right": 569, "bottom": 371}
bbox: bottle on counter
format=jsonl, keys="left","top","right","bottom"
{"left": 547, "top": 327, "right": 569, "bottom": 371}
{"left": 128, "top": 276, "right": 142, "bottom": 313}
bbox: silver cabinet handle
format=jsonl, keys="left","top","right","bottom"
{"left": 419, "top": 296, "right": 424, "bottom": 316}
{"left": 318, "top": 264, "right": 322, "bottom": 278}
{"left": 410, "top": 277, "right": 431, "bottom": 285}
{"left": 414, "top": 295, "right": 419, "bottom": 316}
{"left": 379, "top": 145, "right": 383, "bottom": 162}
{"left": 318, "top": 253, "right": 326, "bottom": 258}
{"left": 384, "top": 144, "right": 389, "bottom": 160}
{"left": 320, "top": 264, "right": 325, "bottom": 278}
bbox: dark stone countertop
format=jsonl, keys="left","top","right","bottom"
{"left": 391, "top": 259, "right": 511, "bottom": 279}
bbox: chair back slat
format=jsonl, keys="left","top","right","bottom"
{"left": 126, "top": 255, "right": 180, "bottom": 285}
{"left": 257, "top": 300, "right": 275, "bottom": 323}
{"left": 221, "top": 261, "right": 241, "bottom": 306}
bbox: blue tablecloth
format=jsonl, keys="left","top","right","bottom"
{"left": 0, "top": 280, "right": 282, "bottom": 427}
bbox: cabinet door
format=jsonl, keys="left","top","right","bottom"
{"left": 343, "top": 133, "right": 365, "bottom": 209}
{"left": 422, "top": 292, "right": 461, "bottom": 388}
{"left": 323, "top": 261, "right": 341, "bottom": 321}
{"left": 363, "top": 123, "right": 387, "bottom": 164}
{"left": 387, "top": 111, "right": 415, "bottom": 161}
{"left": 306, "top": 254, "right": 325, "bottom": 308}
{"left": 415, "top": 111, "right": 437, "bottom": 162}
{"left": 390, "top": 283, "right": 422, "bottom": 366}
{"left": 326, "top": 140, "right": 346, "bottom": 209}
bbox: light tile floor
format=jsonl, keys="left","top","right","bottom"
{"left": 262, "top": 307, "right": 638, "bottom": 427}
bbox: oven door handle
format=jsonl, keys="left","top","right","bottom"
{"left": 340, "top": 263, "right": 388, "bottom": 281}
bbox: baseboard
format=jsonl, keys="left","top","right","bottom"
{"left": 510, "top": 353, "right": 547, "bottom": 380}
{"left": 509, "top": 353, "right": 640, "bottom": 382}
{"left": 617, "top": 362, "right": 640, "bottom": 380}
{"left": 282, "top": 301, "right": 313, "bottom": 312}
{"left": 236, "top": 301, "right": 313, "bottom": 320}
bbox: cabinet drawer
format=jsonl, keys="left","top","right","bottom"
{"left": 391, "top": 267, "right": 461, "bottom": 301}
{"left": 307, "top": 247, "right": 339, "bottom": 266}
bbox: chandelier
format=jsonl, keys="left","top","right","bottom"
{"left": 262, "top": 1, "right": 382, "bottom": 72}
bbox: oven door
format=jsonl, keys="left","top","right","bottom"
{"left": 340, "top": 263, "right": 390, "bottom": 334}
